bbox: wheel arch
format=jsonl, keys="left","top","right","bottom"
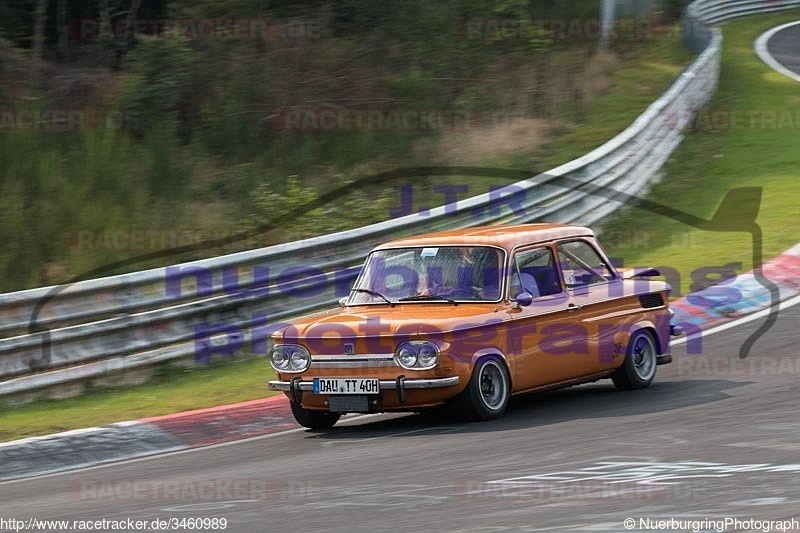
{"left": 614, "top": 320, "right": 663, "bottom": 355}
{"left": 470, "top": 347, "right": 513, "bottom": 391}
{"left": 636, "top": 323, "right": 663, "bottom": 355}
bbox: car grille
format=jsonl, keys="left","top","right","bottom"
{"left": 310, "top": 355, "right": 397, "bottom": 368}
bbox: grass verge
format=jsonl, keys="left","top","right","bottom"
{"left": 599, "top": 9, "right": 800, "bottom": 296}
{"left": 0, "top": 359, "right": 277, "bottom": 442}
{"left": 0, "top": 29, "right": 695, "bottom": 441}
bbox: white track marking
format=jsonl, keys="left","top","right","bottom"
{"left": 754, "top": 21, "right": 800, "bottom": 82}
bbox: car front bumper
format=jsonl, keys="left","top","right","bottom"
{"left": 268, "top": 376, "right": 460, "bottom": 392}
{"left": 268, "top": 376, "right": 461, "bottom": 406}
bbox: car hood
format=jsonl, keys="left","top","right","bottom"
{"left": 273, "top": 303, "right": 506, "bottom": 342}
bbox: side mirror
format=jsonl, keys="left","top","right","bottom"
{"left": 514, "top": 291, "right": 534, "bottom": 307}
{"left": 338, "top": 297, "right": 348, "bottom": 308}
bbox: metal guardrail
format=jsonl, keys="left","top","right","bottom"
{"left": 1, "top": 0, "right": 798, "bottom": 397}
{"left": 692, "top": 0, "right": 800, "bottom": 24}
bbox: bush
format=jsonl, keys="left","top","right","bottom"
{"left": 115, "top": 34, "right": 197, "bottom": 139}
{"left": 249, "top": 176, "right": 395, "bottom": 241}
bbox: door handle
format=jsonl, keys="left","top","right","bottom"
{"left": 568, "top": 303, "right": 582, "bottom": 311}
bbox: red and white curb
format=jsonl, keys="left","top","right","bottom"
{"left": 670, "top": 244, "right": 800, "bottom": 329}
{"left": 0, "top": 396, "right": 294, "bottom": 482}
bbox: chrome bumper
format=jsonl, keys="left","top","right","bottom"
{"left": 268, "top": 376, "right": 460, "bottom": 392}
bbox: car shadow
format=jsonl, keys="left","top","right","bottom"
{"left": 300, "top": 378, "right": 752, "bottom": 440}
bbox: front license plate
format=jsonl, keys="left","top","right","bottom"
{"left": 313, "top": 378, "right": 380, "bottom": 395}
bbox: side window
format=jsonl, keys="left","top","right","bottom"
{"left": 509, "top": 247, "right": 562, "bottom": 298}
{"left": 556, "top": 240, "right": 615, "bottom": 289}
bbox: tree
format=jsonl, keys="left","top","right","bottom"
{"left": 56, "top": 0, "right": 68, "bottom": 60}
{"left": 31, "top": 0, "right": 47, "bottom": 82}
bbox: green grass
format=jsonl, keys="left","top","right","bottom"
{"left": 599, "top": 9, "right": 800, "bottom": 296}
{"left": 371, "top": 30, "right": 694, "bottom": 217}
{"left": 539, "top": 34, "right": 694, "bottom": 168}
{"left": 0, "top": 359, "right": 278, "bottom": 442}
{"left": 0, "top": 28, "right": 695, "bottom": 441}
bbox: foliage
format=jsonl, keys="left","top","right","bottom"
{"left": 115, "top": 34, "right": 198, "bottom": 139}
{"left": 0, "top": 0, "right": 692, "bottom": 291}
{"left": 249, "top": 177, "right": 395, "bottom": 241}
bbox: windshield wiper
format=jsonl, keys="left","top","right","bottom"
{"left": 351, "top": 288, "right": 393, "bottom": 305}
{"left": 398, "top": 294, "right": 457, "bottom": 304}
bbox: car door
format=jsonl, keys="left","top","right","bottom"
{"left": 554, "top": 239, "right": 625, "bottom": 375}
{"left": 505, "top": 245, "right": 588, "bottom": 391}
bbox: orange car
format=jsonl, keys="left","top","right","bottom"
{"left": 268, "top": 224, "right": 677, "bottom": 428}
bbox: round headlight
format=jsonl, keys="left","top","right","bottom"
{"left": 289, "top": 348, "right": 310, "bottom": 371}
{"left": 417, "top": 342, "right": 439, "bottom": 368}
{"left": 396, "top": 344, "right": 418, "bottom": 369}
{"left": 271, "top": 346, "right": 289, "bottom": 370}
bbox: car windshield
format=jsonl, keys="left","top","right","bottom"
{"left": 349, "top": 246, "right": 503, "bottom": 304}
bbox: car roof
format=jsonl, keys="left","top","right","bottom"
{"left": 374, "top": 223, "right": 595, "bottom": 251}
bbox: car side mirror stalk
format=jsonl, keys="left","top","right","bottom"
{"left": 338, "top": 297, "right": 348, "bottom": 308}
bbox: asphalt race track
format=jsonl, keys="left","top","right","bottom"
{"left": 1, "top": 304, "right": 799, "bottom": 532}
{"left": 767, "top": 22, "right": 800, "bottom": 76}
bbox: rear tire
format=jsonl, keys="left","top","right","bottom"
{"left": 455, "top": 356, "right": 510, "bottom": 421}
{"left": 290, "top": 401, "right": 341, "bottom": 429}
{"left": 612, "top": 329, "right": 657, "bottom": 390}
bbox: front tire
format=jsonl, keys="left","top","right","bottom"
{"left": 455, "top": 357, "right": 510, "bottom": 421}
{"left": 290, "top": 401, "right": 341, "bottom": 429}
{"left": 612, "top": 329, "right": 657, "bottom": 390}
